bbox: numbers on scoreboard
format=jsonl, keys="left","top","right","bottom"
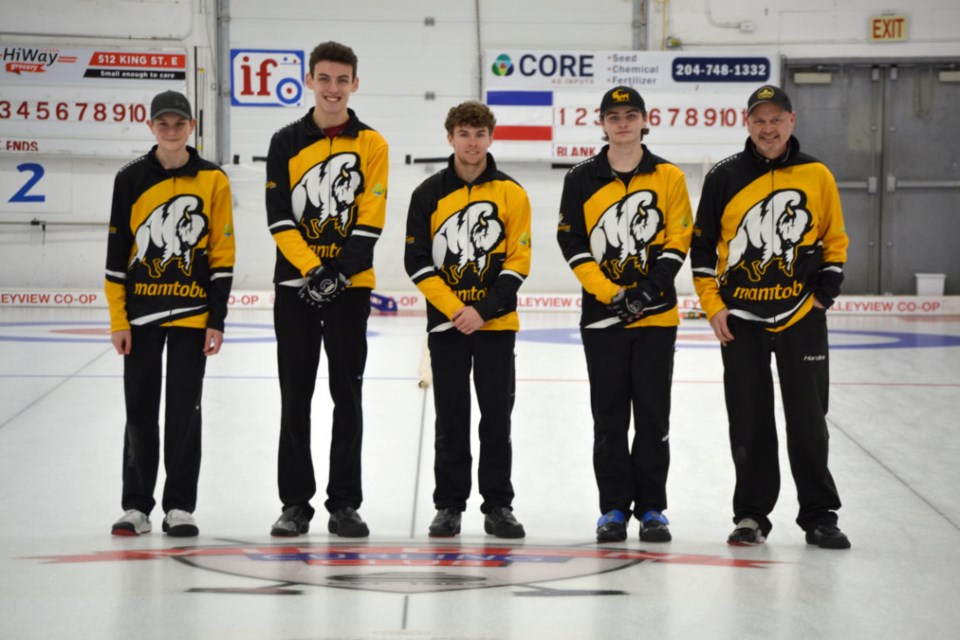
{"left": 0, "top": 100, "right": 148, "bottom": 124}
{"left": 555, "top": 105, "right": 747, "bottom": 129}
{"left": 8, "top": 163, "right": 46, "bottom": 203}
{"left": 647, "top": 107, "right": 746, "bottom": 128}
{"left": 555, "top": 107, "right": 601, "bottom": 127}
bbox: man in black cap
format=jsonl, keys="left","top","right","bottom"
{"left": 105, "top": 89, "right": 235, "bottom": 538}
{"left": 690, "top": 85, "right": 851, "bottom": 549}
{"left": 557, "top": 86, "right": 693, "bottom": 543}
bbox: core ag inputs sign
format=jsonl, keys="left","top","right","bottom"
{"left": 484, "top": 50, "right": 779, "bottom": 164}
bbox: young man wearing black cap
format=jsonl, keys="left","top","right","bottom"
{"left": 557, "top": 86, "right": 693, "bottom": 543}
{"left": 404, "top": 101, "right": 532, "bottom": 539}
{"left": 105, "top": 90, "right": 236, "bottom": 537}
{"left": 264, "top": 41, "right": 388, "bottom": 538}
{"left": 690, "top": 85, "right": 851, "bottom": 549}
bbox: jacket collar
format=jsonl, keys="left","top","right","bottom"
{"left": 445, "top": 152, "right": 498, "bottom": 187}
{"left": 302, "top": 107, "right": 361, "bottom": 138}
{"left": 147, "top": 145, "right": 201, "bottom": 177}
{"left": 591, "top": 143, "right": 657, "bottom": 178}
{"left": 744, "top": 135, "right": 801, "bottom": 166}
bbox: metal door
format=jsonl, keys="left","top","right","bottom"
{"left": 785, "top": 60, "right": 960, "bottom": 294}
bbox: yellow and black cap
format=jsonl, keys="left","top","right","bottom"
{"left": 599, "top": 86, "right": 646, "bottom": 116}
{"left": 746, "top": 85, "right": 793, "bottom": 115}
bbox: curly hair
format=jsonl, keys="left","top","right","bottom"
{"left": 444, "top": 101, "right": 497, "bottom": 134}
{"left": 308, "top": 41, "right": 358, "bottom": 78}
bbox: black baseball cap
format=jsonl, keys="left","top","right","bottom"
{"left": 746, "top": 85, "right": 793, "bottom": 115}
{"left": 150, "top": 90, "right": 193, "bottom": 120}
{"left": 600, "top": 86, "right": 646, "bottom": 116}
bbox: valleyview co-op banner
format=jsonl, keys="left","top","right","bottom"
{"left": 483, "top": 50, "right": 780, "bottom": 164}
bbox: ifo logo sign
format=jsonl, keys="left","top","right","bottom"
{"left": 230, "top": 49, "right": 303, "bottom": 107}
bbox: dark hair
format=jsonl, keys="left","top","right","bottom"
{"left": 444, "top": 101, "right": 497, "bottom": 134}
{"left": 308, "top": 41, "right": 358, "bottom": 78}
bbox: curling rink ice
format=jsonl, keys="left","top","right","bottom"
{"left": 1, "top": 303, "right": 959, "bottom": 640}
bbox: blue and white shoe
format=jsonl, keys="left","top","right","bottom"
{"left": 596, "top": 509, "right": 629, "bottom": 542}
{"left": 639, "top": 510, "right": 672, "bottom": 542}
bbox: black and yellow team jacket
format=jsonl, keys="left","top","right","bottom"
{"left": 404, "top": 154, "right": 532, "bottom": 333}
{"left": 104, "top": 146, "right": 235, "bottom": 332}
{"left": 690, "top": 136, "right": 848, "bottom": 332}
{"left": 265, "top": 107, "right": 388, "bottom": 288}
{"left": 557, "top": 144, "right": 693, "bottom": 329}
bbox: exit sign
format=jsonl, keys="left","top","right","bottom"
{"left": 870, "top": 15, "right": 907, "bottom": 42}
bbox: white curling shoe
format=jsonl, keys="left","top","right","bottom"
{"left": 111, "top": 509, "right": 152, "bottom": 536}
{"left": 162, "top": 509, "right": 199, "bottom": 537}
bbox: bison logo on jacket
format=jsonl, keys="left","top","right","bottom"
{"left": 292, "top": 152, "right": 364, "bottom": 238}
{"left": 129, "top": 194, "right": 208, "bottom": 278}
{"left": 432, "top": 201, "right": 505, "bottom": 285}
{"left": 590, "top": 190, "right": 663, "bottom": 279}
{"left": 720, "top": 189, "right": 813, "bottom": 283}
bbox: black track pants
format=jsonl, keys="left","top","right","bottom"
{"left": 274, "top": 286, "right": 370, "bottom": 518}
{"left": 121, "top": 325, "right": 206, "bottom": 515}
{"left": 581, "top": 326, "right": 676, "bottom": 518}
{"left": 428, "top": 330, "right": 516, "bottom": 514}
{"left": 721, "top": 308, "right": 842, "bottom": 534}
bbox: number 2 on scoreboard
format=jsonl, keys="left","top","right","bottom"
{"left": 9, "top": 163, "right": 46, "bottom": 203}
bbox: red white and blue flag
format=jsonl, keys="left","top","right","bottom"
{"left": 487, "top": 90, "right": 553, "bottom": 142}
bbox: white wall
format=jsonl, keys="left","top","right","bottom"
{"left": 2, "top": 0, "right": 958, "bottom": 295}
{"left": 227, "top": 0, "right": 636, "bottom": 164}
{"left": 0, "top": 0, "right": 219, "bottom": 290}
{"left": 652, "top": 0, "right": 960, "bottom": 57}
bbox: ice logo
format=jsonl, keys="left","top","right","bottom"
{"left": 491, "top": 54, "right": 514, "bottom": 76}
{"left": 31, "top": 543, "right": 777, "bottom": 595}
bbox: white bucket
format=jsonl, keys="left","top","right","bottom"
{"left": 915, "top": 273, "right": 946, "bottom": 296}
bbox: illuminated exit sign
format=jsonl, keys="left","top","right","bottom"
{"left": 870, "top": 15, "right": 908, "bottom": 42}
